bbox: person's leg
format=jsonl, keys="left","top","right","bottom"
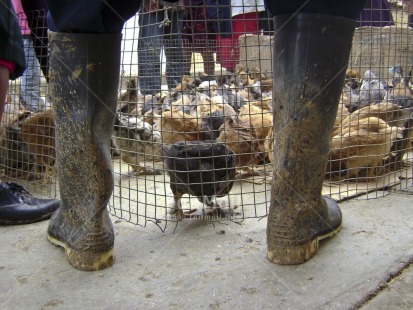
{"left": 138, "top": 10, "right": 164, "bottom": 95}
{"left": 45, "top": 0, "right": 141, "bottom": 270}
{"left": 0, "top": 0, "right": 59, "bottom": 226}
{"left": 24, "top": 9, "right": 49, "bottom": 82}
{"left": 408, "top": 14, "right": 413, "bottom": 28}
{"left": 20, "top": 38, "right": 46, "bottom": 112}
{"left": 182, "top": 36, "right": 192, "bottom": 75}
{"left": 164, "top": 8, "right": 186, "bottom": 90}
{"left": 0, "top": 65, "right": 8, "bottom": 112}
{"left": 200, "top": 50, "right": 215, "bottom": 76}
{"left": 259, "top": 10, "right": 274, "bottom": 35}
{"left": 264, "top": 0, "right": 366, "bottom": 265}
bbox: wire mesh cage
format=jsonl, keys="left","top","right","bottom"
{"left": 2, "top": 2, "right": 413, "bottom": 232}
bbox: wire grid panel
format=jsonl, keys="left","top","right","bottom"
{"left": 325, "top": 3, "right": 413, "bottom": 200}
{"left": 111, "top": 3, "right": 274, "bottom": 229}
{"left": 1, "top": 10, "right": 57, "bottom": 198}
{"left": 1, "top": 4, "right": 413, "bottom": 231}
{"left": 111, "top": 3, "right": 413, "bottom": 228}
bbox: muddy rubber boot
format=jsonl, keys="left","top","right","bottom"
{"left": 47, "top": 32, "right": 121, "bottom": 271}
{"left": 267, "top": 13, "right": 356, "bottom": 265}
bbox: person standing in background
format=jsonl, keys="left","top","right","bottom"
{"left": 231, "top": 0, "right": 266, "bottom": 70}
{"left": 182, "top": 0, "right": 216, "bottom": 78}
{"left": 357, "top": 0, "right": 394, "bottom": 27}
{"left": 21, "top": 0, "right": 49, "bottom": 83}
{"left": 11, "top": 0, "right": 47, "bottom": 112}
{"left": 0, "top": 0, "right": 60, "bottom": 225}
{"left": 213, "top": 0, "right": 265, "bottom": 73}
{"left": 138, "top": 0, "right": 187, "bottom": 94}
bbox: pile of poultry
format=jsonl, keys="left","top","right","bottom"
{"left": 112, "top": 65, "right": 274, "bottom": 182}
{"left": 112, "top": 66, "right": 274, "bottom": 217}
{"left": 1, "top": 64, "right": 412, "bottom": 189}
{"left": 327, "top": 67, "right": 413, "bottom": 180}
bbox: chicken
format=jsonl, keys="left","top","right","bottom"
{"left": 345, "top": 68, "right": 360, "bottom": 89}
{"left": 117, "top": 79, "right": 140, "bottom": 115}
{"left": 328, "top": 117, "right": 396, "bottom": 179}
{"left": 0, "top": 102, "right": 29, "bottom": 137}
{"left": 162, "top": 140, "right": 236, "bottom": 219}
{"left": 382, "top": 118, "right": 413, "bottom": 169}
{"left": 112, "top": 114, "right": 162, "bottom": 175}
{"left": 245, "top": 66, "right": 273, "bottom": 95}
{"left": 174, "top": 75, "right": 192, "bottom": 92}
{"left": 238, "top": 104, "right": 273, "bottom": 153}
{"left": 333, "top": 103, "right": 350, "bottom": 135}
{"left": 357, "top": 70, "right": 388, "bottom": 106}
{"left": 343, "top": 70, "right": 388, "bottom": 113}
{"left": 235, "top": 65, "right": 255, "bottom": 87}
{"left": 263, "top": 127, "right": 274, "bottom": 164}
{"left": 385, "top": 66, "right": 413, "bottom": 109}
{"left": 217, "top": 116, "right": 260, "bottom": 178}
{"left": 0, "top": 125, "right": 34, "bottom": 177}
{"left": 141, "top": 92, "right": 168, "bottom": 116}
{"left": 156, "top": 109, "right": 205, "bottom": 144}
{"left": 18, "top": 109, "right": 55, "bottom": 182}
{"left": 165, "top": 91, "right": 194, "bottom": 115}
{"left": 334, "top": 101, "right": 408, "bottom": 136}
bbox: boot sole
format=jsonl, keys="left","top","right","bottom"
{"left": 267, "top": 224, "right": 342, "bottom": 265}
{"left": 0, "top": 214, "right": 52, "bottom": 225}
{"left": 47, "top": 234, "right": 115, "bottom": 271}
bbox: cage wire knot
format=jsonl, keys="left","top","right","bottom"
{"left": 159, "top": 8, "right": 171, "bottom": 28}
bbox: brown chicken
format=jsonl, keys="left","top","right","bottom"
{"left": 328, "top": 116, "right": 397, "bottom": 180}
{"left": 238, "top": 104, "right": 273, "bottom": 163}
{"left": 345, "top": 68, "right": 360, "bottom": 89}
{"left": 247, "top": 66, "right": 273, "bottom": 93}
{"left": 174, "top": 75, "right": 192, "bottom": 92}
{"left": 235, "top": 64, "right": 255, "bottom": 88}
{"left": 217, "top": 116, "right": 260, "bottom": 177}
{"left": 156, "top": 109, "right": 205, "bottom": 144}
{"left": 117, "top": 79, "right": 140, "bottom": 115}
{"left": 18, "top": 109, "right": 55, "bottom": 182}
{"left": 263, "top": 127, "right": 274, "bottom": 164}
{"left": 334, "top": 102, "right": 407, "bottom": 136}
{"left": 333, "top": 103, "right": 350, "bottom": 135}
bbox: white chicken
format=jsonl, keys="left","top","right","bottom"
{"left": 112, "top": 114, "right": 162, "bottom": 175}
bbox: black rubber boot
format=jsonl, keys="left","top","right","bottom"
{"left": 47, "top": 32, "right": 121, "bottom": 271}
{"left": 267, "top": 13, "right": 356, "bottom": 265}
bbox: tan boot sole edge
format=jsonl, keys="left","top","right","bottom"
{"left": 47, "top": 234, "right": 115, "bottom": 271}
{"left": 267, "top": 224, "right": 342, "bottom": 265}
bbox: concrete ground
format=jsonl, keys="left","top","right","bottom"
{"left": 1, "top": 189, "right": 413, "bottom": 310}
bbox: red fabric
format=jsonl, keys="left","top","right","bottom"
{"left": 215, "top": 12, "right": 260, "bottom": 72}
{"left": 0, "top": 59, "right": 16, "bottom": 74}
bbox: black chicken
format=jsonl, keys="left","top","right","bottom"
{"left": 162, "top": 141, "right": 236, "bottom": 219}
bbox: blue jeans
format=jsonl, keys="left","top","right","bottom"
{"left": 138, "top": 8, "right": 186, "bottom": 94}
{"left": 20, "top": 38, "right": 47, "bottom": 112}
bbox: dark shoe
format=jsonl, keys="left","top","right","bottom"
{"left": 0, "top": 182, "right": 60, "bottom": 225}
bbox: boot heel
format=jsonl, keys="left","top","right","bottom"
{"left": 47, "top": 235, "right": 115, "bottom": 271}
{"left": 267, "top": 224, "right": 342, "bottom": 265}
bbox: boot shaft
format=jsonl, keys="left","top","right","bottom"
{"left": 273, "top": 14, "right": 357, "bottom": 137}
{"left": 48, "top": 32, "right": 122, "bottom": 212}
